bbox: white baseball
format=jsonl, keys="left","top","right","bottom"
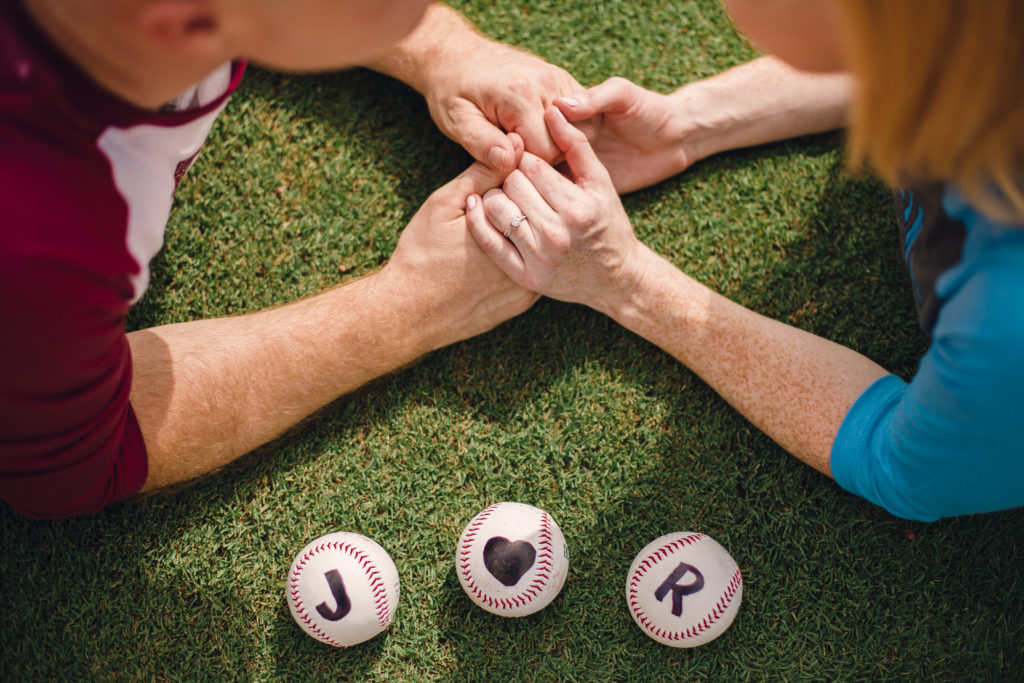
{"left": 286, "top": 532, "right": 400, "bottom": 647}
{"left": 626, "top": 532, "right": 742, "bottom": 647}
{"left": 456, "top": 502, "right": 569, "bottom": 617}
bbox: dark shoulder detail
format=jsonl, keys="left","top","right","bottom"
{"left": 893, "top": 183, "right": 967, "bottom": 334}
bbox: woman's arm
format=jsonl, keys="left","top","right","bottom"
{"left": 557, "top": 56, "right": 853, "bottom": 193}
{"left": 466, "top": 105, "right": 886, "bottom": 478}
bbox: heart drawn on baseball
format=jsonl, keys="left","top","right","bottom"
{"left": 457, "top": 502, "right": 570, "bottom": 617}
{"left": 483, "top": 536, "right": 536, "bottom": 586}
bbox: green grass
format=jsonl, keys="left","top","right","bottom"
{"left": 3, "top": 1, "right": 1022, "bottom": 680}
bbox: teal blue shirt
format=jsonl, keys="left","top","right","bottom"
{"left": 831, "top": 189, "right": 1024, "bottom": 521}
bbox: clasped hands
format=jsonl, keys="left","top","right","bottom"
{"left": 386, "top": 38, "right": 688, "bottom": 349}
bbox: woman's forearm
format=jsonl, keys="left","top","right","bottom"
{"left": 606, "top": 247, "right": 887, "bottom": 474}
{"left": 675, "top": 56, "right": 853, "bottom": 164}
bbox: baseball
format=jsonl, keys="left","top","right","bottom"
{"left": 456, "top": 502, "right": 569, "bottom": 617}
{"left": 626, "top": 532, "right": 742, "bottom": 647}
{"left": 286, "top": 532, "right": 400, "bottom": 647}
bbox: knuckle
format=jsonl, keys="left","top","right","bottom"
{"left": 546, "top": 232, "right": 572, "bottom": 254}
{"left": 564, "top": 198, "right": 598, "bottom": 227}
{"left": 482, "top": 188, "right": 505, "bottom": 203}
{"left": 503, "top": 169, "right": 527, "bottom": 191}
{"left": 520, "top": 154, "right": 545, "bottom": 175}
{"left": 520, "top": 272, "right": 540, "bottom": 292}
{"left": 506, "top": 74, "right": 536, "bottom": 99}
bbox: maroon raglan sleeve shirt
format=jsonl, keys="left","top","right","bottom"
{"left": 0, "top": 0, "right": 244, "bottom": 517}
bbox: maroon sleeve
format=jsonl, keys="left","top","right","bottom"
{"left": 0, "top": 248, "right": 148, "bottom": 518}
{"left": 0, "top": 2, "right": 246, "bottom": 518}
{"left": 0, "top": 111, "right": 150, "bottom": 518}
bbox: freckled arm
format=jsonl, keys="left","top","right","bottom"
{"left": 605, "top": 247, "right": 888, "bottom": 475}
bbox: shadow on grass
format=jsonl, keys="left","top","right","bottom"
{"left": 128, "top": 66, "right": 469, "bottom": 334}
{"left": 401, "top": 143, "right": 1021, "bottom": 678}
{"left": 7, "top": 65, "right": 1023, "bottom": 681}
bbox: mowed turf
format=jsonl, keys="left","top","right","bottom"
{"left": 2, "top": 1, "right": 1022, "bottom": 680}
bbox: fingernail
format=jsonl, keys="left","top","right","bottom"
{"left": 466, "top": 194, "right": 477, "bottom": 211}
{"left": 487, "top": 146, "right": 507, "bottom": 169}
{"left": 559, "top": 96, "right": 580, "bottom": 107}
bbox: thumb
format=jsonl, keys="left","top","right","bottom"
{"left": 446, "top": 99, "right": 518, "bottom": 174}
{"left": 435, "top": 160, "right": 508, "bottom": 211}
{"left": 554, "top": 76, "right": 634, "bottom": 123}
{"left": 543, "top": 105, "right": 611, "bottom": 189}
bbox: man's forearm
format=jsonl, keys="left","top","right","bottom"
{"left": 128, "top": 268, "right": 439, "bottom": 491}
{"left": 367, "top": 3, "right": 481, "bottom": 94}
{"left": 606, "top": 247, "right": 887, "bottom": 475}
{"left": 676, "top": 56, "right": 853, "bottom": 164}
{"left": 128, "top": 158, "right": 534, "bottom": 492}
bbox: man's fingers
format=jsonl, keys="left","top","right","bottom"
{"left": 509, "top": 111, "right": 560, "bottom": 165}
{"left": 543, "top": 105, "right": 612, "bottom": 189}
{"left": 448, "top": 99, "right": 519, "bottom": 174}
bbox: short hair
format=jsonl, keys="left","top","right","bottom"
{"left": 838, "top": 0, "right": 1024, "bottom": 222}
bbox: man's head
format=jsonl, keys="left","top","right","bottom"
{"left": 23, "top": 0, "right": 432, "bottom": 110}
{"left": 133, "top": 0, "right": 432, "bottom": 71}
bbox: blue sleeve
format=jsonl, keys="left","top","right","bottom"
{"left": 830, "top": 252, "right": 1024, "bottom": 522}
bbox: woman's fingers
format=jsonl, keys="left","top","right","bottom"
{"left": 513, "top": 153, "right": 580, "bottom": 213}
{"left": 544, "top": 105, "right": 614, "bottom": 190}
{"left": 465, "top": 193, "right": 529, "bottom": 286}
{"left": 482, "top": 188, "right": 539, "bottom": 253}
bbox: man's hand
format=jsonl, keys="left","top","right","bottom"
{"left": 421, "top": 38, "right": 589, "bottom": 173}
{"left": 383, "top": 153, "right": 539, "bottom": 351}
{"left": 369, "top": 4, "right": 592, "bottom": 173}
{"left": 129, "top": 158, "right": 536, "bottom": 493}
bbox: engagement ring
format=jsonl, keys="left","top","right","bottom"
{"left": 504, "top": 214, "right": 526, "bottom": 238}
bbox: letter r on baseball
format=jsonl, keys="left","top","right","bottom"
{"left": 654, "top": 562, "right": 705, "bottom": 617}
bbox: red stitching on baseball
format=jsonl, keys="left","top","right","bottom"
{"left": 458, "top": 507, "right": 560, "bottom": 612}
{"left": 628, "top": 536, "right": 740, "bottom": 643}
{"left": 289, "top": 538, "right": 395, "bottom": 646}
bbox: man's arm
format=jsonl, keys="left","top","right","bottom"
{"left": 131, "top": 162, "right": 536, "bottom": 491}
{"left": 366, "top": 3, "right": 590, "bottom": 172}
{"left": 556, "top": 56, "right": 853, "bottom": 193}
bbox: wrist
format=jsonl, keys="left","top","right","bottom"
{"left": 591, "top": 243, "right": 664, "bottom": 322}
{"left": 669, "top": 79, "right": 736, "bottom": 166}
{"left": 600, "top": 245, "right": 706, "bottom": 340}
{"left": 366, "top": 4, "right": 483, "bottom": 96}
{"left": 370, "top": 264, "right": 451, "bottom": 355}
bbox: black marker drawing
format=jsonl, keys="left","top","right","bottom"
{"left": 316, "top": 569, "right": 352, "bottom": 621}
{"left": 654, "top": 562, "right": 705, "bottom": 617}
{"left": 483, "top": 536, "right": 536, "bottom": 586}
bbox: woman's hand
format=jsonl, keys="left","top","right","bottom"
{"left": 465, "top": 104, "right": 654, "bottom": 317}
{"left": 555, "top": 77, "right": 694, "bottom": 194}
{"left": 557, "top": 60, "right": 854, "bottom": 194}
